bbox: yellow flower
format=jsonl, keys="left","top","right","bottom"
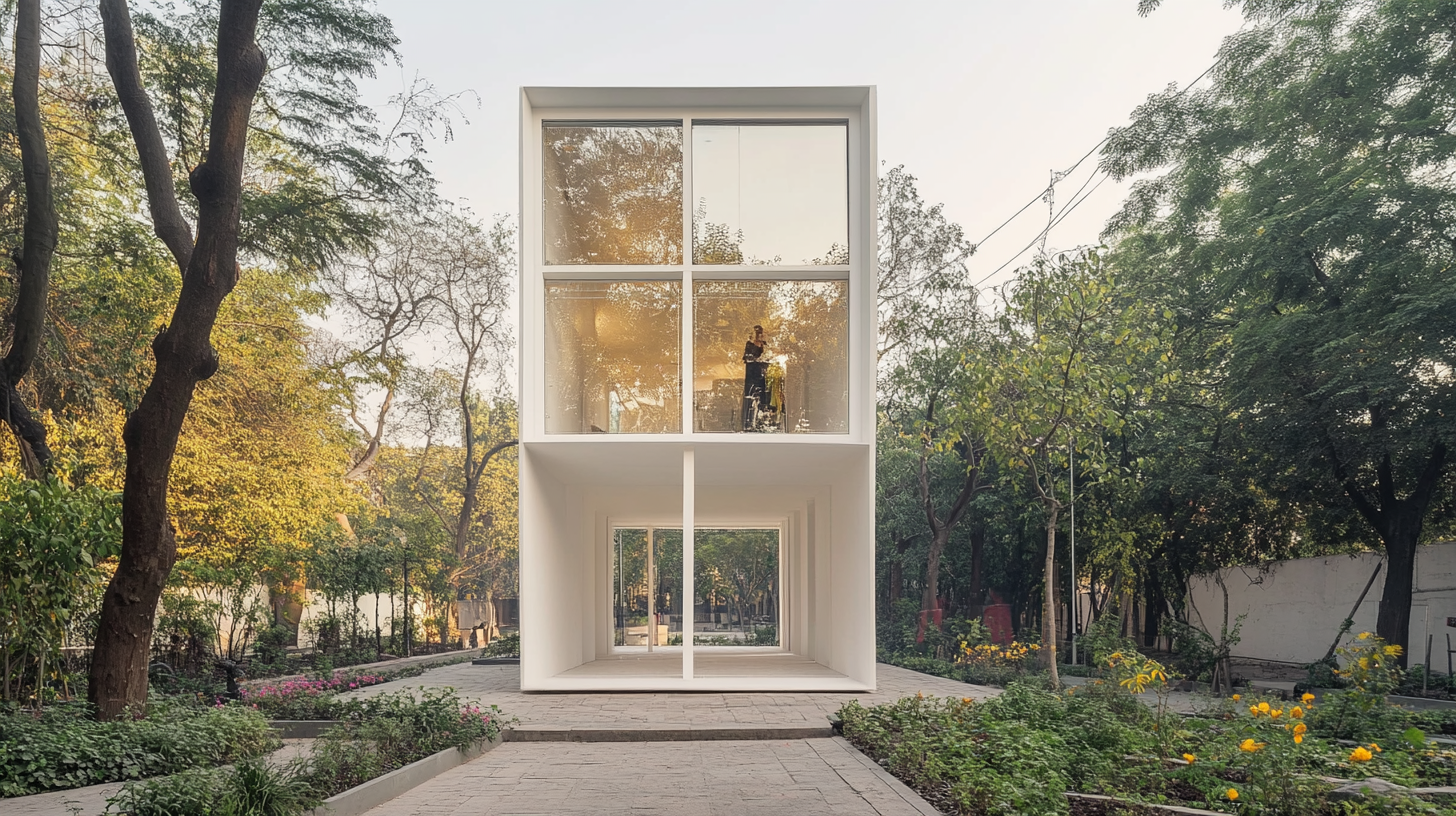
{"left": 1226, "top": 788, "right": 1239, "bottom": 801}
{"left": 916, "top": 691, "right": 924, "bottom": 700}
{"left": 1258, "top": 702, "right": 1271, "bottom": 713}
{"left": 1239, "top": 739, "right": 1265, "bottom": 753}
{"left": 1270, "top": 708, "right": 1283, "bottom": 719}
{"left": 961, "top": 697, "right": 972, "bottom": 704}
{"left": 1249, "top": 705, "right": 1261, "bottom": 717}
{"left": 1290, "top": 706, "right": 1304, "bottom": 719}
{"left": 1294, "top": 734, "right": 1304, "bottom": 744}
{"left": 1349, "top": 746, "right": 1373, "bottom": 762}
{"left": 1293, "top": 723, "right": 1307, "bottom": 735}
{"left": 1301, "top": 692, "right": 1315, "bottom": 704}
{"left": 1359, "top": 657, "right": 1371, "bottom": 670}
{"left": 1183, "top": 753, "right": 1196, "bottom": 764}
{"left": 1371, "top": 743, "right": 1381, "bottom": 753}
{"left": 1358, "top": 632, "right": 1371, "bottom": 640}
{"left": 1231, "top": 694, "right": 1241, "bottom": 702}
{"left": 1384, "top": 645, "right": 1403, "bottom": 657}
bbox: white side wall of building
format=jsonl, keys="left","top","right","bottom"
{"left": 1187, "top": 543, "right": 1456, "bottom": 665}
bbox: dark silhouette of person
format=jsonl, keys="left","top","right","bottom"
{"left": 742, "top": 325, "right": 767, "bottom": 431}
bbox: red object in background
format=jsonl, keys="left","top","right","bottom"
{"left": 983, "top": 604, "right": 1013, "bottom": 645}
{"left": 915, "top": 604, "right": 944, "bottom": 643}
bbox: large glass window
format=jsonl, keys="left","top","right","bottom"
{"left": 612, "top": 528, "right": 683, "bottom": 649}
{"left": 543, "top": 122, "right": 683, "bottom": 265}
{"left": 693, "top": 529, "right": 779, "bottom": 647}
{"left": 693, "top": 280, "right": 849, "bottom": 433}
{"left": 692, "top": 123, "right": 848, "bottom": 265}
{"left": 545, "top": 281, "right": 681, "bottom": 434}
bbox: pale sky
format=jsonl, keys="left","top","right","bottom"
{"left": 360, "top": 0, "right": 1245, "bottom": 289}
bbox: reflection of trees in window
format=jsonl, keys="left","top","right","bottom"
{"left": 695, "top": 529, "right": 778, "bottom": 645}
{"left": 612, "top": 529, "right": 682, "bottom": 646}
{"left": 693, "top": 201, "right": 745, "bottom": 264}
{"left": 543, "top": 125, "right": 682, "bottom": 265}
{"left": 545, "top": 282, "right": 680, "bottom": 433}
{"left": 693, "top": 280, "right": 849, "bottom": 433}
{"left": 693, "top": 204, "right": 849, "bottom": 266}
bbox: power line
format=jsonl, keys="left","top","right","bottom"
{"left": 966, "top": 11, "right": 1264, "bottom": 288}
{"left": 973, "top": 171, "right": 1111, "bottom": 288}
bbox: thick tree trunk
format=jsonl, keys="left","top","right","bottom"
{"left": 1376, "top": 519, "right": 1418, "bottom": 665}
{"left": 3, "top": 0, "right": 58, "bottom": 475}
{"left": 1337, "top": 443, "right": 1448, "bottom": 667}
{"left": 89, "top": 0, "right": 266, "bottom": 720}
{"left": 1043, "top": 503, "right": 1060, "bottom": 688}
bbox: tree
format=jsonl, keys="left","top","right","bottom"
{"left": 429, "top": 213, "right": 515, "bottom": 636}
{"left": 2, "top": 0, "right": 58, "bottom": 475}
{"left": 1105, "top": 0, "right": 1456, "bottom": 659}
{"left": 875, "top": 166, "right": 988, "bottom": 632}
{"left": 970, "top": 251, "right": 1161, "bottom": 686}
{"left": 321, "top": 219, "right": 445, "bottom": 484}
{"left": 89, "top": 0, "right": 270, "bottom": 719}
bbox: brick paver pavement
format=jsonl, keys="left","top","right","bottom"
{"left": 361, "top": 738, "right": 940, "bottom": 816}
{"left": 342, "top": 662, "right": 996, "bottom": 729}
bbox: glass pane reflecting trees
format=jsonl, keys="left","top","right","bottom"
{"left": 545, "top": 281, "right": 681, "bottom": 433}
{"left": 693, "top": 529, "right": 779, "bottom": 647}
{"left": 693, "top": 280, "right": 848, "bottom": 433}
{"left": 543, "top": 123, "right": 683, "bottom": 265}
{"left": 612, "top": 528, "right": 683, "bottom": 648}
{"left": 693, "top": 124, "right": 848, "bottom": 265}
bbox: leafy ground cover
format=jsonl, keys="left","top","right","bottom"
{"left": 105, "top": 688, "right": 509, "bottom": 816}
{"left": 844, "top": 634, "right": 1456, "bottom": 816}
{"left": 0, "top": 699, "right": 277, "bottom": 797}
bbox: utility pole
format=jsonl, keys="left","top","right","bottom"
{"left": 402, "top": 556, "right": 411, "bottom": 657}
{"left": 1069, "top": 441, "right": 1077, "bottom": 665}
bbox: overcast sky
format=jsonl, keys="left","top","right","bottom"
{"left": 358, "top": 0, "right": 1244, "bottom": 289}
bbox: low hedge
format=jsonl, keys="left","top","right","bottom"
{"left": 0, "top": 700, "right": 277, "bottom": 797}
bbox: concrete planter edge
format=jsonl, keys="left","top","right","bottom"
{"left": 306, "top": 734, "right": 503, "bottom": 816}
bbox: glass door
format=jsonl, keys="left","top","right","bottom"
{"left": 611, "top": 528, "right": 683, "bottom": 650}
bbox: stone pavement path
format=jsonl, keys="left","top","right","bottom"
{"left": 341, "top": 662, "right": 998, "bottom": 729}
{"left": 361, "top": 738, "right": 940, "bottom": 816}
{"left": 345, "top": 662, "right": 988, "bottom": 815}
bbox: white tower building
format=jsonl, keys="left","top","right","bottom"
{"left": 518, "top": 87, "right": 876, "bottom": 691}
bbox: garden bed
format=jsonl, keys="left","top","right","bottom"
{"left": 845, "top": 635, "right": 1456, "bottom": 816}
{"left": 0, "top": 700, "right": 278, "bottom": 798}
{"left": 103, "top": 689, "right": 510, "bottom": 815}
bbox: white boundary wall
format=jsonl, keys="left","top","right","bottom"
{"left": 1187, "top": 542, "right": 1456, "bottom": 665}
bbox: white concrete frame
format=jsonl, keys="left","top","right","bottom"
{"left": 518, "top": 87, "right": 876, "bottom": 691}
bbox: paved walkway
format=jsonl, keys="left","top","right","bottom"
{"left": 340, "top": 662, "right": 998, "bottom": 730}
{"left": 340, "top": 662, "right": 990, "bottom": 815}
{"left": 362, "top": 738, "right": 940, "bottom": 816}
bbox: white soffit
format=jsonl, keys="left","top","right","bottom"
{"left": 523, "top": 440, "right": 868, "bottom": 486}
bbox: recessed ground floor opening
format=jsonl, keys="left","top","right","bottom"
{"left": 519, "top": 440, "right": 874, "bottom": 691}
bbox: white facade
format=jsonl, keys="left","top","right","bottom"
{"left": 517, "top": 87, "right": 877, "bottom": 691}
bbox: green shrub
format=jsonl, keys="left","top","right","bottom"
{"left": 0, "top": 700, "right": 277, "bottom": 797}
{"left": 105, "top": 757, "right": 318, "bottom": 816}
{"left": 482, "top": 632, "right": 519, "bottom": 657}
{"left": 301, "top": 688, "right": 507, "bottom": 799}
{"left": 840, "top": 685, "right": 1102, "bottom": 816}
